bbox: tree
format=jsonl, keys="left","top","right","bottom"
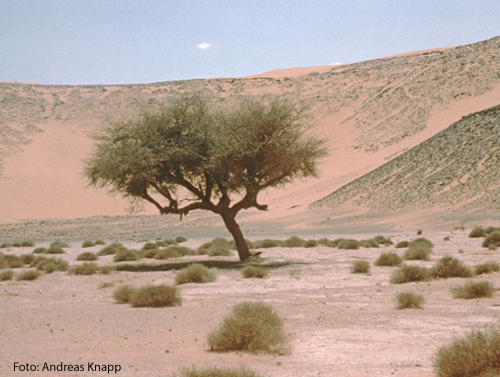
{"left": 84, "top": 93, "right": 327, "bottom": 261}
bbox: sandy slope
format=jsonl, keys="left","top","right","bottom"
{"left": 1, "top": 230, "right": 499, "bottom": 377}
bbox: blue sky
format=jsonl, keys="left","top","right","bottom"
{"left": 1, "top": 0, "right": 499, "bottom": 85}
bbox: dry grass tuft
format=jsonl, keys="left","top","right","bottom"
{"left": 17, "top": 270, "right": 40, "bottom": 281}
{"left": 431, "top": 256, "right": 473, "bottom": 279}
{"left": 76, "top": 252, "right": 98, "bottom": 261}
{"left": 351, "top": 260, "right": 370, "bottom": 273}
{"left": 173, "top": 366, "right": 264, "bottom": 377}
{"left": 113, "top": 249, "right": 140, "bottom": 262}
{"left": 72, "top": 262, "right": 99, "bottom": 275}
{"left": 207, "top": 301, "right": 288, "bottom": 354}
{"left": 97, "top": 243, "right": 127, "bottom": 256}
{"left": 395, "top": 241, "right": 410, "bottom": 249}
{"left": 0, "top": 269, "right": 14, "bottom": 281}
{"left": 374, "top": 235, "right": 394, "bottom": 246}
{"left": 433, "top": 325, "right": 500, "bottom": 377}
{"left": 241, "top": 265, "right": 268, "bottom": 279}
{"left": 21, "top": 240, "right": 35, "bottom": 247}
{"left": 113, "top": 285, "right": 136, "bottom": 304}
{"left": 474, "top": 262, "right": 500, "bottom": 276}
{"left": 403, "top": 246, "right": 431, "bottom": 261}
{"left": 82, "top": 240, "right": 95, "bottom": 248}
{"left": 175, "top": 263, "right": 217, "bottom": 285}
{"left": 337, "top": 239, "right": 361, "bottom": 250}
{"left": 469, "top": 227, "right": 485, "bottom": 238}
{"left": 130, "top": 285, "right": 182, "bottom": 308}
{"left": 45, "top": 246, "right": 65, "bottom": 254}
{"left": 142, "top": 242, "right": 159, "bottom": 251}
{"left": 32, "top": 247, "right": 48, "bottom": 254}
{"left": 375, "top": 252, "right": 402, "bottom": 267}
{"left": 50, "top": 241, "right": 70, "bottom": 248}
{"left": 154, "top": 248, "right": 182, "bottom": 260}
{"left": 283, "top": 236, "right": 305, "bottom": 248}
{"left": 390, "top": 264, "right": 431, "bottom": 284}
{"left": 35, "top": 257, "right": 69, "bottom": 273}
{"left": 2, "top": 254, "right": 24, "bottom": 268}
{"left": 451, "top": 280, "right": 495, "bottom": 299}
{"left": 409, "top": 237, "right": 434, "bottom": 249}
{"left": 394, "top": 291, "right": 425, "bottom": 309}
{"left": 175, "top": 236, "right": 187, "bottom": 243}
{"left": 360, "top": 239, "right": 380, "bottom": 248}
{"left": 303, "top": 239, "right": 318, "bottom": 248}
{"left": 482, "top": 231, "right": 500, "bottom": 248}
{"left": 94, "top": 239, "right": 106, "bottom": 245}
{"left": 253, "top": 239, "right": 284, "bottom": 248}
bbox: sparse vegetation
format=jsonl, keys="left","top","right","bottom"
{"left": 17, "top": 270, "right": 39, "bottom": 281}
{"left": 72, "top": 262, "right": 99, "bottom": 275}
{"left": 113, "top": 285, "right": 136, "bottom": 304}
{"left": 374, "top": 252, "right": 402, "bottom": 267}
{"left": 253, "top": 239, "right": 283, "bottom": 248}
{"left": 417, "top": 230, "right": 423, "bottom": 235}
{"left": 2, "top": 254, "right": 24, "bottom": 268}
{"left": 154, "top": 248, "right": 181, "bottom": 260}
{"left": 374, "top": 235, "right": 393, "bottom": 246}
{"left": 76, "top": 252, "right": 98, "bottom": 261}
{"left": 283, "top": 236, "right": 305, "bottom": 248}
{"left": 241, "top": 265, "right": 268, "bottom": 279}
{"left": 173, "top": 366, "right": 264, "bottom": 377}
{"left": 390, "top": 264, "right": 431, "bottom": 284}
{"left": 32, "top": 247, "right": 48, "bottom": 254}
{"left": 360, "top": 239, "right": 380, "bottom": 248}
{"left": 94, "top": 239, "right": 106, "bottom": 245}
{"left": 21, "top": 240, "right": 35, "bottom": 247}
{"left": 468, "top": 227, "right": 485, "bottom": 238}
{"left": 130, "top": 285, "right": 182, "bottom": 308}
{"left": 50, "top": 241, "right": 70, "bottom": 248}
{"left": 402, "top": 246, "right": 431, "bottom": 261}
{"left": 451, "top": 280, "right": 495, "bottom": 299}
{"left": 20, "top": 254, "right": 34, "bottom": 265}
{"left": 35, "top": 257, "right": 69, "bottom": 273}
{"left": 431, "top": 256, "right": 473, "bottom": 279}
{"left": 97, "top": 242, "right": 127, "bottom": 256}
{"left": 82, "top": 240, "right": 95, "bottom": 248}
{"left": 45, "top": 246, "right": 65, "bottom": 254}
{"left": 395, "top": 241, "right": 410, "bottom": 249}
{"left": 207, "top": 301, "right": 288, "bottom": 354}
{"left": 175, "top": 263, "right": 217, "bottom": 285}
{"left": 351, "top": 260, "right": 370, "bottom": 273}
{"left": 409, "top": 237, "right": 434, "bottom": 249}
{"left": 0, "top": 269, "right": 14, "bottom": 281}
{"left": 482, "top": 231, "right": 500, "bottom": 248}
{"left": 337, "top": 239, "right": 361, "bottom": 250}
{"left": 99, "top": 266, "right": 114, "bottom": 275}
{"left": 207, "top": 243, "right": 233, "bottom": 257}
{"left": 141, "top": 242, "right": 159, "bottom": 251}
{"left": 433, "top": 325, "right": 500, "bottom": 377}
{"left": 113, "top": 249, "right": 140, "bottom": 262}
{"left": 98, "top": 282, "right": 114, "bottom": 289}
{"left": 394, "top": 291, "right": 424, "bottom": 309}
{"left": 474, "top": 262, "right": 500, "bottom": 276}
{"left": 175, "top": 236, "right": 187, "bottom": 243}
{"left": 303, "top": 239, "right": 318, "bottom": 248}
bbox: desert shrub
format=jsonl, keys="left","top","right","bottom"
{"left": 431, "top": 256, "right": 473, "bottom": 279}
{"left": 325, "top": 238, "right": 344, "bottom": 248}
{"left": 175, "top": 263, "right": 217, "bottom": 285}
{"left": 0, "top": 269, "right": 14, "bottom": 281}
{"left": 21, "top": 240, "right": 35, "bottom": 247}
{"left": 72, "top": 262, "right": 99, "bottom": 275}
{"left": 303, "top": 239, "right": 318, "bottom": 248}
{"left": 175, "top": 236, "right": 187, "bottom": 243}
{"left": 99, "top": 266, "right": 115, "bottom": 275}
{"left": 81, "top": 240, "right": 95, "bottom": 248}
{"left": 403, "top": 246, "right": 431, "bottom": 261}
{"left": 97, "top": 242, "right": 126, "bottom": 256}
{"left": 394, "top": 291, "right": 425, "bottom": 309}
{"left": 228, "top": 238, "right": 254, "bottom": 250}
{"left": 489, "top": 244, "right": 498, "bottom": 251}
{"left": 433, "top": 325, "right": 500, "bottom": 377}
{"left": 374, "top": 235, "right": 394, "bottom": 246}
{"left": 283, "top": 236, "right": 305, "bottom": 248}
{"left": 142, "top": 242, "right": 159, "bottom": 251}
{"left": 482, "top": 231, "right": 500, "bottom": 248}
{"left": 417, "top": 230, "right": 423, "bottom": 235}
{"left": 443, "top": 236, "right": 450, "bottom": 241}
{"left": 0, "top": 243, "right": 11, "bottom": 248}
{"left": 174, "top": 365, "right": 264, "bottom": 377}
{"left": 208, "top": 243, "right": 232, "bottom": 257}
{"left": 98, "top": 282, "right": 114, "bottom": 289}
{"left": 130, "top": 285, "right": 182, "bottom": 307}
{"left": 32, "top": 247, "right": 48, "bottom": 254}
{"left": 207, "top": 301, "right": 288, "bottom": 354}
{"left": 113, "top": 285, "right": 136, "bottom": 304}
{"left": 17, "top": 270, "right": 39, "bottom": 281}
{"left": 451, "top": 280, "right": 495, "bottom": 299}
{"left": 351, "top": 260, "right": 370, "bottom": 273}
{"left": 360, "top": 239, "right": 380, "bottom": 248}
{"left": 338, "top": 239, "right": 361, "bottom": 250}
{"left": 50, "top": 241, "right": 70, "bottom": 248}
{"left": 154, "top": 248, "right": 182, "bottom": 260}
{"left": 317, "top": 238, "right": 330, "bottom": 245}
{"left": 12, "top": 242, "right": 21, "bottom": 247}
{"left": 29, "top": 255, "right": 48, "bottom": 267}
{"left": 484, "top": 227, "right": 500, "bottom": 236}
{"left": 168, "top": 245, "right": 196, "bottom": 256}
{"left": 94, "top": 239, "right": 106, "bottom": 245}
{"left": 241, "top": 265, "right": 268, "bottom": 279}
{"left": 390, "top": 264, "right": 431, "bottom": 284}
{"left": 113, "top": 249, "right": 140, "bottom": 262}
{"left": 164, "top": 238, "right": 178, "bottom": 246}
{"left": 20, "top": 254, "right": 35, "bottom": 265}
{"left": 3, "top": 254, "right": 24, "bottom": 268}
{"left": 45, "top": 246, "right": 65, "bottom": 254}
{"left": 395, "top": 241, "right": 410, "bottom": 248}
{"left": 409, "top": 237, "right": 434, "bottom": 249}
{"left": 77, "top": 252, "right": 98, "bottom": 261}
{"left": 253, "top": 239, "right": 283, "bottom": 248}
{"left": 468, "top": 227, "right": 485, "bottom": 238}
{"left": 0, "top": 259, "right": 7, "bottom": 269}
{"left": 198, "top": 238, "right": 232, "bottom": 255}
{"left": 474, "top": 262, "right": 500, "bottom": 276}
{"left": 155, "top": 240, "right": 168, "bottom": 247}
{"left": 375, "top": 252, "right": 402, "bottom": 267}
{"left": 36, "top": 257, "right": 69, "bottom": 273}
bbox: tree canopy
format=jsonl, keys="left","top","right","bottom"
{"left": 85, "top": 93, "right": 327, "bottom": 261}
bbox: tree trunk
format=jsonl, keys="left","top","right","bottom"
{"left": 221, "top": 213, "right": 251, "bottom": 261}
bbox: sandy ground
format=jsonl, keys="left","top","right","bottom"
{"left": 1, "top": 229, "right": 499, "bottom": 377}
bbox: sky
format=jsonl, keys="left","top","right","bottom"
{"left": 1, "top": 0, "right": 499, "bottom": 85}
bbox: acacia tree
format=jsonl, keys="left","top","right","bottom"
{"left": 85, "top": 94, "right": 327, "bottom": 261}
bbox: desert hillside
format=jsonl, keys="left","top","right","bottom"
{"left": 1, "top": 36, "right": 500, "bottom": 224}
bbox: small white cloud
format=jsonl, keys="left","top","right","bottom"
{"left": 330, "top": 62, "right": 342, "bottom": 65}
{"left": 197, "top": 42, "right": 212, "bottom": 50}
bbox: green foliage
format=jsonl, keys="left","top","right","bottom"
{"left": 173, "top": 366, "right": 264, "bottom": 377}
{"left": 17, "top": 270, "right": 39, "bottom": 281}
{"left": 394, "top": 291, "right": 425, "bottom": 309}
{"left": 0, "top": 269, "right": 14, "bottom": 281}
{"left": 82, "top": 240, "right": 95, "bottom": 248}
{"left": 474, "top": 262, "right": 500, "bottom": 276}
{"left": 433, "top": 325, "right": 500, "bottom": 377}
{"left": 241, "top": 265, "right": 268, "bottom": 279}
{"left": 175, "top": 263, "right": 217, "bottom": 285}
{"left": 207, "top": 301, "right": 288, "bottom": 354}
{"left": 113, "top": 249, "right": 140, "bottom": 262}
{"left": 130, "top": 285, "right": 182, "bottom": 308}
{"left": 374, "top": 252, "right": 402, "bottom": 267}
{"left": 451, "top": 280, "right": 495, "bottom": 299}
{"left": 76, "top": 252, "right": 98, "bottom": 261}
{"left": 468, "top": 227, "right": 485, "bottom": 238}
{"left": 97, "top": 242, "right": 127, "bottom": 256}
{"left": 72, "top": 262, "right": 99, "bottom": 275}
{"left": 431, "top": 256, "right": 473, "bottom": 279}
{"left": 351, "top": 260, "right": 370, "bottom": 273}
{"left": 390, "top": 264, "right": 431, "bottom": 284}
{"left": 482, "top": 231, "right": 500, "bottom": 248}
